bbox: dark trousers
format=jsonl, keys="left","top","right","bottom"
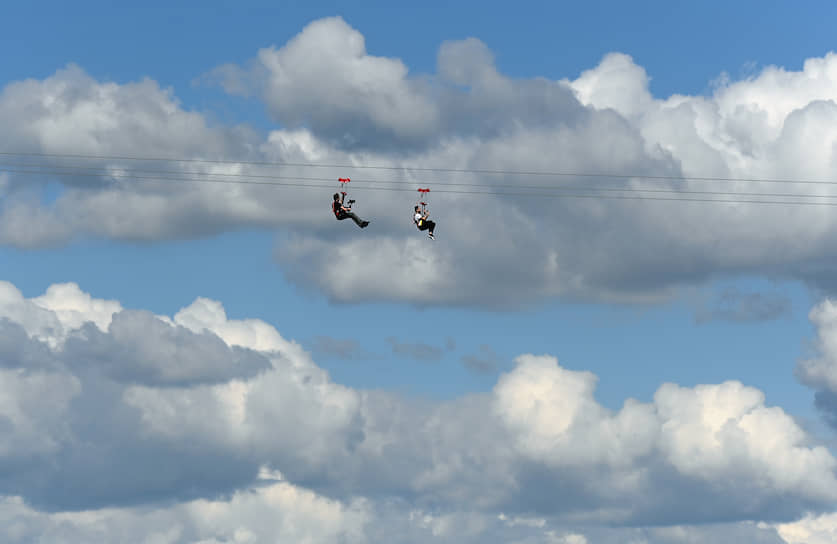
{"left": 417, "top": 220, "right": 435, "bottom": 233}
{"left": 337, "top": 211, "right": 364, "bottom": 227}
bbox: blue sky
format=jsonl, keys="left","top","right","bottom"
{"left": 0, "top": 0, "right": 828, "bottom": 409}
{"left": 3, "top": 2, "right": 837, "bottom": 543}
{"left": 6, "top": 1, "right": 836, "bottom": 93}
{"left": 0, "top": 237, "right": 818, "bottom": 413}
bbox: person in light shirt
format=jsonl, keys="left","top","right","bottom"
{"left": 413, "top": 205, "right": 436, "bottom": 239}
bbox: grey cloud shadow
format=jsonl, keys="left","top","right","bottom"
{"left": 63, "top": 310, "right": 271, "bottom": 387}
{"left": 694, "top": 288, "right": 792, "bottom": 324}
{"left": 814, "top": 390, "right": 837, "bottom": 430}
{"left": 0, "top": 318, "right": 60, "bottom": 371}
{"left": 386, "top": 336, "right": 456, "bottom": 362}
{"left": 309, "top": 335, "right": 381, "bottom": 361}
{"left": 460, "top": 344, "right": 503, "bottom": 374}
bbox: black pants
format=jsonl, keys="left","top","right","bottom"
{"left": 337, "top": 211, "right": 365, "bottom": 227}
{"left": 417, "top": 220, "right": 435, "bottom": 233}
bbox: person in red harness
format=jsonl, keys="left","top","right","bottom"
{"left": 414, "top": 205, "right": 435, "bottom": 239}
{"left": 332, "top": 193, "right": 369, "bottom": 228}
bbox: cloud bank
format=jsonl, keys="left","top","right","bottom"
{"left": 4, "top": 17, "right": 837, "bottom": 308}
{"left": 0, "top": 279, "right": 833, "bottom": 541}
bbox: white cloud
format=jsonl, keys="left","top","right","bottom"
{"left": 547, "top": 533, "right": 588, "bottom": 544}
{"left": 0, "top": 368, "right": 79, "bottom": 458}
{"left": 185, "top": 478, "right": 369, "bottom": 544}
{"left": 491, "top": 355, "right": 837, "bottom": 522}
{"left": 253, "top": 22, "right": 837, "bottom": 307}
{"left": 0, "top": 65, "right": 237, "bottom": 159}
{"left": 494, "top": 355, "right": 620, "bottom": 462}
{"left": 774, "top": 512, "right": 837, "bottom": 544}
{"left": 0, "top": 280, "right": 834, "bottom": 540}
{"left": 0, "top": 281, "right": 66, "bottom": 344}
{"left": 567, "top": 52, "right": 654, "bottom": 119}
{"left": 793, "top": 298, "right": 837, "bottom": 430}
{"left": 0, "top": 479, "right": 370, "bottom": 544}
{"left": 32, "top": 282, "right": 122, "bottom": 333}
{"left": 715, "top": 53, "right": 837, "bottom": 140}
{"left": 0, "top": 486, "right": 795, "bottom": 544}
{"left": 65, "top": 310, "right": 272, "bottom": 387}
{"left": 0, "top": 64, "right": 287, "bottom": 247}
{"left": 797, "top": 299, "right": 837, "bottom": 392}
{"left": 6, "top": 20, "right": 837, "bottom": 305}
{"left": 655, "top": 381, "right": 837, "bottom": 499}
{"left": 253, "top": 17, "right": 438, "bottom": 147}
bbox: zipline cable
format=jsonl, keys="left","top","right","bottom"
{"left": 6, "top": 159, "right": 837, "bottom": 189}
{"left": 3, "top": 150, "right": 837, "bottom": 187}
{"left": 4, "top": 165, "right": 837, "bottom": 207}
{"left": 4, "top": 164, "right": 837, "bottom": 201}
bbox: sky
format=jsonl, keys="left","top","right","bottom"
{"left": 3, "top": 1, "right": 837, "bottom": 542}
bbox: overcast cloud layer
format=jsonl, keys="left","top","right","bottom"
{"left": 0, "top": 279, "right": 834, "bottom": 542}
{"left": 2, "top": 17, "right": 837, "bottom": 306}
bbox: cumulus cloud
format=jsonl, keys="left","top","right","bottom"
{"left": 0, "top": 280, "right": 835, "bottom": 533}
{"left": 0, "top": 281, "right": 121, "bottom": 348}
{"left": 253, "top": 17, "right": 438, "bottom": 149}
{"left": 251, "top": 20, "right": 837, "bottom": 307}
{"left": 774, "top": 512, "right": 837, "bottom": 544}
{"left": 0, "top": 279, "right": 836, "bottom": 540}
{"left": 63, "top": 311, "right": 272, "bottom": 387}
{"left": 0, "top": 282, "right": 340, "bottom": 511}
{"left": 0, "top": 478, "right": 370, "bottom": 544}
{"left": 793, "top": 298, "right": 837, "bottom": 430}
{"left": 0, "top": 490, "right": 795, "bottom": 544}
{"left": 796, "top": 299, "right": 837, "bottom": 393}
{"left": 568, "top": 52, "right": 654, "bottom": 119}
{"left": 487, "top": 355, "right": 837, "bottom": 524}
{"left": 0, "top": 64, "right": 315, "bottom": 247}
{"left": 6, "top": 19, "right": 837, "bottom": 306}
